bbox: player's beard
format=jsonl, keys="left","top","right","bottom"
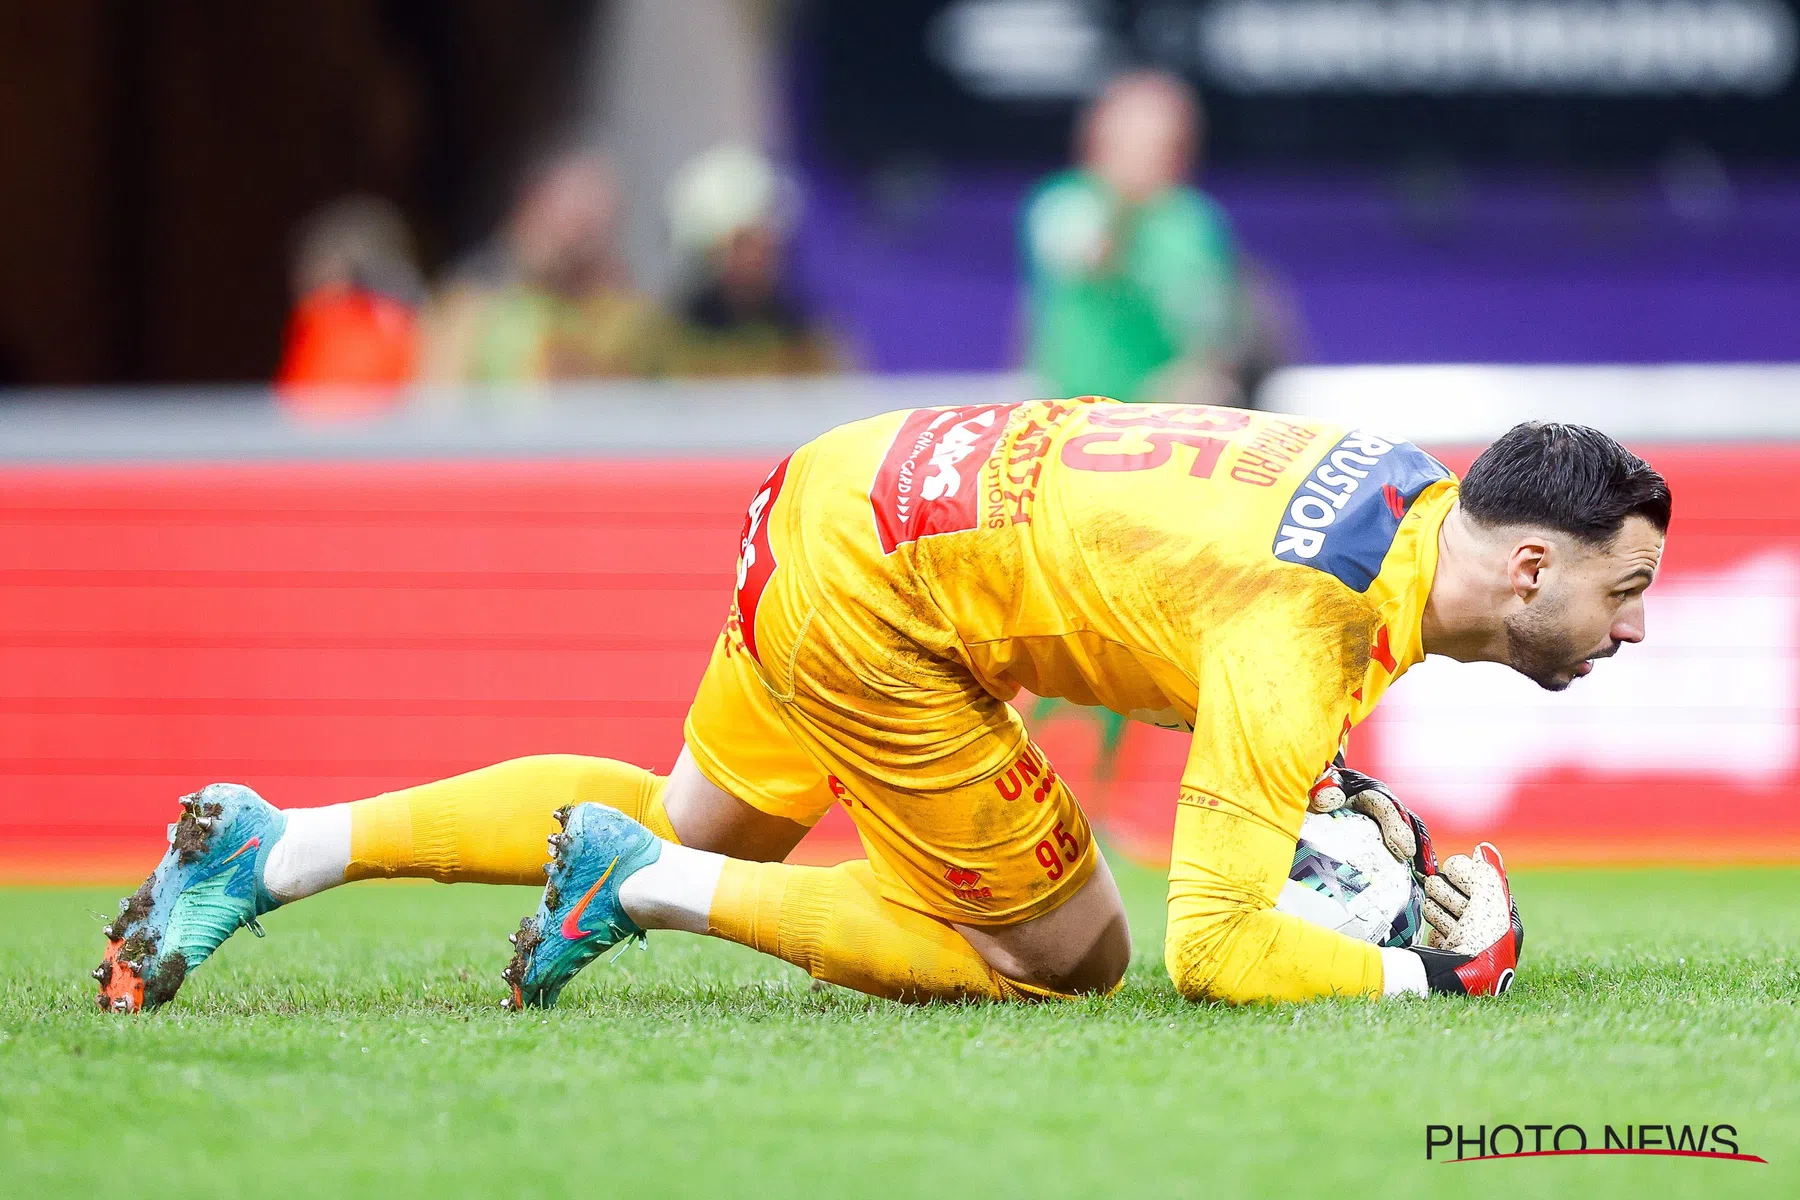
{"left": 1502, "top": 590, "right": 1592, "bottom": 692}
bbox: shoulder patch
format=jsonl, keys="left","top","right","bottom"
{"left": 1271, "top": 431, "right": 1452, "bottom": 592}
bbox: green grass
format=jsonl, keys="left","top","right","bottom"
{"left": 2, "top": 863, "right": 1796, "bottom": 1199}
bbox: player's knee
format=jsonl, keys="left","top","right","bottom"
{"left": 996, "top": 955, "right": 1124, "bottom": 997}
{"left": 981, "top": 919, "right": 1131, "bottom": 996}
{"left": 1082, "top": 918, "right": 1133, "bottom": 992}
{"left": 1030, "top": 947, "right": 1129, "bottom": 996}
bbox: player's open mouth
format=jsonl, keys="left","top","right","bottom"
{"left": 1573, "top": 642, "right": 1620, "bottom": 678}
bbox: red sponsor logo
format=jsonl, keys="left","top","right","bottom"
{"left": 993, "top": 742, "right": 1057, "bottom": 804}
{"left": 734, "top": 455, "right": 792, "bottom": 664}
{"left": 870, "top": 404, "right": 1020, "bottom": 554}
{"left": 944, "top": 866, "right": 993, "bottom": 901}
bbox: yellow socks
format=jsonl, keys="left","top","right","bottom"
{"left": 336, "top": 758, "right": 1067, "bottom": 1004}
{"left": 346, "top": 755, "right": 677, "bottom": 885}
{"left": 705, "top": 858, "right": 1074, "bottom": 1002}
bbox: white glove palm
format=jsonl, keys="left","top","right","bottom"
{"left": 1423, "top": 849, "right": 1513, "bottom": 952}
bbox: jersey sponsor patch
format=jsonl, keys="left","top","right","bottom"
{"left": 1272, "top": 430, "right": 1451, "bottom": 591}
{"left": 871, "top": 403, "right": 1021, "bottom": 554}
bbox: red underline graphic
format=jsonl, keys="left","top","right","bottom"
{"left": 1449, "top": 1149, "right": 1767, "bottom": 1164}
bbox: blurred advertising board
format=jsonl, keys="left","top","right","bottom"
{"left": 802, "top": 0, "right": 1800, "bottom": 166}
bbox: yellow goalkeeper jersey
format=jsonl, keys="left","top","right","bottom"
{"left": 874, "top": 398, "right": 1454, "bottom": 823}
{"left": 880, "top": 398, "right": 1455, "bottom": 996}
{"left": 688, "top": 396, "right": 1457, "bottom": 1000}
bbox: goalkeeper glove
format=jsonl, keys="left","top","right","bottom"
{"left": 1309, "top": 766, "right": 1524, "bottom": 996}
{"left": 1307, "top": 763, "right": 1439, "bottom": 878}
{"left": 1397, "top": 843, "right": 1525, "bottom": 996}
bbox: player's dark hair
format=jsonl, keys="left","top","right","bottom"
{"left": 1460, "top": 422, "right": 1671, "bottom": 544}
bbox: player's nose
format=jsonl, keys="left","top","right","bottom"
{"left": 1613, "top": 597, "right": 1646, "bottom": 645}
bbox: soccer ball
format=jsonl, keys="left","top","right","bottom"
{"left": 1278, "top": 809, "right": 1424, "bottom": 948}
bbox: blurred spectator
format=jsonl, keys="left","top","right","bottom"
{"left": 275, "top": 196, "right": 422, "bottom": 404}
{"left": 1021, "top": 71, "right": 1245, "bottom": 405}
{"left": 419, "top": 150, "right": 666, "bottom": 383}
{"left": 661, "top": 144, "right": 842, "bottom": 377}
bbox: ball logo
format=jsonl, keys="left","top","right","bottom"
{"left": 1494, "top": 967, "right": 1515, "bottom": 995}
{"left": 1272, "top": 430, "right": 1452, "bottom": 592}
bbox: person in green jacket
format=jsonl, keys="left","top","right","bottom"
{"left": 1022, "top": 71, "right": 1244, "bottom": 405}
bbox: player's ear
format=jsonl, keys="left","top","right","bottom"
{"left": 1506, "top": 536, "right": 1551, "bottom": 600}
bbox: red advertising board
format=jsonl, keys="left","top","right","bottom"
{"left": 0, "top": 460, "right": 767, "bottom": 878}
{"left": 2, "top": 445, "right": 1793, "bottom": 880}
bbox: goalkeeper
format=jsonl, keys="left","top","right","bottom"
{"left": 95, "top": 405, "right": 1667, "bottom": 1011}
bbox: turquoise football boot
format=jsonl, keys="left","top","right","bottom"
{"left": 94, "top": 783, "right": 287, "bottom": 1012}
{"left": 500, "top": 802, "right": 662, "bottom": 1010}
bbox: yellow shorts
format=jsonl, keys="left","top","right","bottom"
{"left": 683, "top": 412, "right": 1096, "bottom": 927}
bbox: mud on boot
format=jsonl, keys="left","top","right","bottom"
{"left": 500, "top": 802, "right": 661, "bottom": 1010}
{"left": 94, "top": 783, "right": 287, "bottom": 1012}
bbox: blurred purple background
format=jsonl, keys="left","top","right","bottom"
{"left": 791, "top": 167, "right": 1800, "bottom": 372}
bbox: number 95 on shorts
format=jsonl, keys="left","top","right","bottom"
{"left": 829, "top": 739, "right": 1100, "bottom": 929}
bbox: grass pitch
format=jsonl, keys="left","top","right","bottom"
{"left": 1, "top": 861, "right": 1795, "bottom": 1199}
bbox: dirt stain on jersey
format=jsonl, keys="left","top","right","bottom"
{"left": 1081, "top": 513, "right": 1378, "bottom": 696}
